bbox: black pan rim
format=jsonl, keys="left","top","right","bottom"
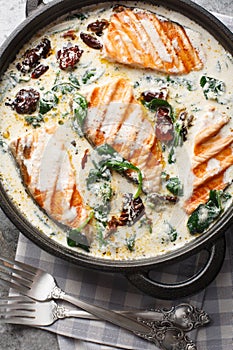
{"left": 0, "top": 0, "right": 233, "bottom": 270}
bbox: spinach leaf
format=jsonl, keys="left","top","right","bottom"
{"left": 86, "top": 168, "right": 111, "bottom": 186}
{"left": 52, "top": 72, "right": 80, "bottom": 94}
{"left": 168, "top": 122, "right": 183, "bottom": 164}
{"left": 82, "top": 69, "right": 96, "bottom": 84}
{"left": 166, "top": 177, "right": 183, "bottom": 196}
{"left": 86, "top": 167, "right": 112, "bottom": 203}
{"left": 142, "top": 97, "right": 172, "bottom": 113}
{"left": 86, "top": 163, "right": 112, "bottom": 225}
{"left": 24, "top": 114, "right": 44, "bottom": 128}
{"left": 93, "top": 203, "right": 110, "bottom": 224}
{"left": 126, "top": 234, "right": 136, "bottom": 251}
{"left": 73, "top": 94, "right": 88, "bottom": 135}
{"left": 162, "top": 222, "right": 178, "bottom": 243}
{"left": 200, "top": 76, "right": 225, "bottom": 100}
{"left": 167, "top": 224, "right": 178, "bottom": 242}
{"left": 67, "top": 237, "right": 90, "bottom": 252}
{"left": 39, "top": 91, "right": 59, "bottom": 115}
{"left": 166, "top": 76, "right": 196, "bottom": 91}
{"left": 187, "top": 190, "right": 230, "bottom": 234}
{"left": 82, "top": 67, "right": 105, "bottom": 85}
{"left": 52, "top": 82, "right": 79, "bottom": 94}
{"left": 67, "top": 212, "right": 94, "bottom": 251}
{"left": 69, "top": 74, "right": 80, "bottom": 88}
{"left": 96, "top": 222, "right": 107, "bottom": 247}
{"left": 168, "top": 146, "right": 175, "bottom": 164}
{"left": 139, "top": 216, "right": 153, "bottom": 234}
{"left": 96, "top": 144, "right": 143, "bottom": 199}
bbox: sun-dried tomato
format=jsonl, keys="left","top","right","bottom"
{"left": 87, "top": 19, "right": 109, "bottom": 36}
{"left": 155, "top": 107, "right": 174, "bottom": 142}
{"left": 57, "top": 45, "right": 83, "bottom": 70}
{"left": 141, "top": 88, "right": 168, "bottom": 102}
{"left": 108, "top": 193, "right": 145, "bottom": 233}
{"left": 11, "top": 89, "right": 40, "bottom": 114}
{"left": 80, "top": 33, "right": 103, "bottom": 50}
{"left": 31, "top": 64, "right": 49, "bottom": 79}
{"left": 36, "top": 38, "right": 51, "bottom": 58}
{"left": 62, "top": 30, "right": 77, "bottom": 40}
{"left": 120, "top": 194, "right": 145, "bottom": 226}
{"left": 16, "top": 38, "right": 51, "bottom": 74}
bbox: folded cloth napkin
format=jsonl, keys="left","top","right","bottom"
{"left": 14, "top": 11, "right": 233, "bottom": 350}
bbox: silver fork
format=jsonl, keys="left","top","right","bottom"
{"left": 0, "top": 296, "right": 197, "bottom": 350}
{"left": 0, "top": 256, "right": 199, "bottom": 349}
{"left": 0, "top": 256, "right": 210, "bottom": 331}
{"left": 0, "top": 295, "right": 210, "bottom": 332}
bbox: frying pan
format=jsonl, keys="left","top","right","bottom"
{"left": 0, "top": 0, "right": 232, "bottom": 299}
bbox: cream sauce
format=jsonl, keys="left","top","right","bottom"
{"left": 0, "top": 1, "right": 232, "bottom": 260}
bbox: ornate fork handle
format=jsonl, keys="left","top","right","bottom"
{"left": 52, "top": 301, "right": 197, "bottom": 350}
{"left": 50, "top": 287, "right": 210, "bottom": 332}
{"left": 49, "top": 287, "right": 199, "bottom": 350}
{"left": 136, "top": 321, "right": 197, "bottom": 350}
{"left": 150, "top": 303, "right": 210, "bottom": 331}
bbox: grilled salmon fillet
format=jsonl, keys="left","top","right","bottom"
{"left": 10, "top": 125, "right": 91, "bottom": 230}
{"left": 102, "top": 8, "right": 203, "bottom": 74}
{"left": 83, "top": 77, "right": 163, "bottom": 193}
{"left": 184, "top": 112, "right": 233, "bottom": 214}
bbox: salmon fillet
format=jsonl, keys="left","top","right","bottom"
{"left": 10, "top": 125, "right": 91, "bottom": 230}
{"left": 102, "top": 8, "right": 203, "bottom": 74}
{"left": 83, "top": 77, "right": 163, "bottom": 193}
{"left": 184, "top": 113, "right": 233, "bottom": 214}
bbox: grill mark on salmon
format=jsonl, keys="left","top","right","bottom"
{"left": 85, "top": 78, "right": 134, "bottom": 146}
{"left": 83, "top": 78, "right": 163, "bottom": 192}
{"left": 185, "top": 172, "right": 226, "bottom": 214}
{"left": 194, "top": 115, "right": 230, "bottom": 144}
{"left": 184, "top": 113, "right": 233, "bottom": 214}
{"left": 10, "top": 125, "right": 90, "bottom": 230}
{"left": 102, "top": 8, "right": 203, "bottom": 74}
{"left": 192, "top": 135, "right": 233, "bottom": 171}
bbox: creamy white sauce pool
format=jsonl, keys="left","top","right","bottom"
{"left": 0, "top": 1, "right": 232, "bottom": 260}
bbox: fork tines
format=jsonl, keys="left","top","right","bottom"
{"left": 0, "top": 256, "right": 35, "bottom": 293}
{"left": 0, "top": 295, "right": 36, "bottom": 324}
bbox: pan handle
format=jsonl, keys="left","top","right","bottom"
{"left": 126, "top": 236, "right": 226, "bottom": 299}
{"left": 26, "top": 0, "right": 45, "bottom": 17}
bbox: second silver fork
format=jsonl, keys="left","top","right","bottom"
{"left": 0, "top": 295, "right": 209, "bottom": 332}
{"left": 0, "top": 295, "right": 198, "bottom": 350}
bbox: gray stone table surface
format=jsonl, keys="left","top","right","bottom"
{"left": 0, "top": 0, "right": 232, "bottom": 349}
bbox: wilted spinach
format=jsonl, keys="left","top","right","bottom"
{"left": 168, "top": 122, "right": 183, "bottom": 164}
{"left": 187, "top": 190, "right": 231, "bottom": 234}
{"left": 126, "top": 234, "right": 136, "bottom": 251}
{"left": 167, "top": 224, "right": 178, "bottom": 242}
{"left": 39, "top": 91, "right": 58, "bottom": 114}
{"left": 200, "top": 76, "right": 225, "bottom": 100}
{"left": 67, "top": 212, "right": 94, "bottom": 251}
{"left": 82, "top": 69, "right": 96, "bottom": 84}
{"left": 87, "top": 176, "right": 112, "bottom": 224}
{"left": 166, "top": 177, "right": 183, "bottom": 196}
{"left": 86, "top": 163, "right": 112, "bottom": 225}
{"left": 24, "top": 114, "right": 44, "bottom": 128}
{"left": 96, "top": 144, "right": 143, "bottom": 199}
{"left": 141, "top": 97, "right": 172, "bottom": 113}
{"left": 72, "top": 94, "right": 88, "bottom": 135}
{"left": 52, "top": 72, "right": 80, "bottom": 94}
